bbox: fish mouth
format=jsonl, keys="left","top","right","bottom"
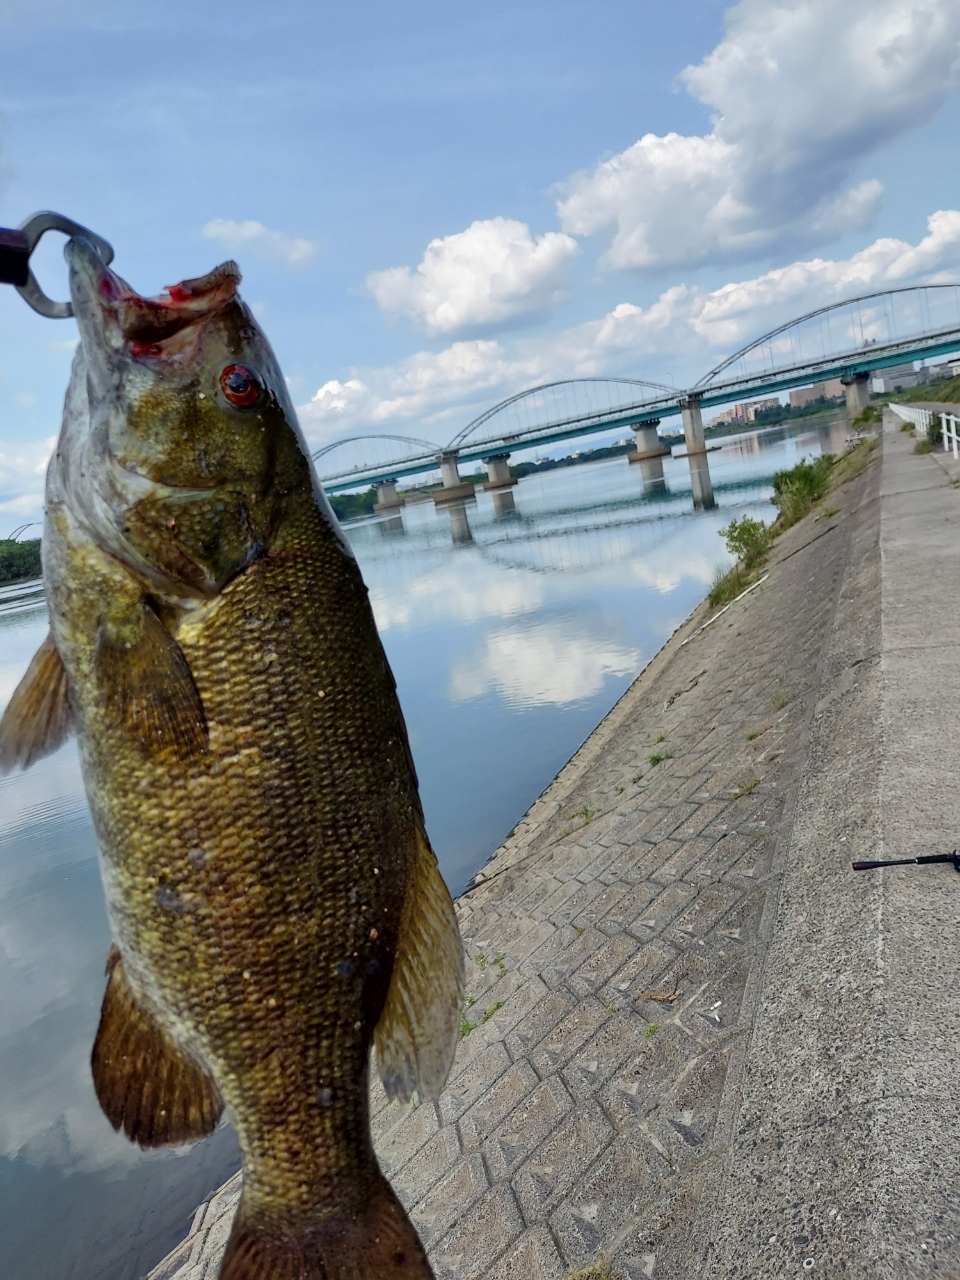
{"left": 66, "top": 236, "right": 242, "bottom": 357}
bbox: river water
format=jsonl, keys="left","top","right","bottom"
{"left": 0, "top": 416, "right": 847, "bottom": 1280}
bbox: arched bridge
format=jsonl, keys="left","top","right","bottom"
{"left": 315, "top": 284, "right": 960, "bottom": 497}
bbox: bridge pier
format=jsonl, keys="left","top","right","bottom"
{"left": 374, "top": 480, "right": 405, "bottom": 511}
{"left": 491, "top": 488, "right": 517, "bottom": 519}
{"left": 482, "top": 453, "right": 517, "bottom": 491}
{"left": 679, "top": 396, "right": 716, "bottom": 510}
{"left": 446, "top": 499, "right": 474, "bottom": 544}
{"left": 627, "top": 419, "right": 670, "bottom": 492}
{"left": 842, "top": 373, "right": 870, "bottom": 422}
{"left": 433, "top": 450, "right": 476, "bottom": 504}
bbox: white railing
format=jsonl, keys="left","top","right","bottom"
{"left": 890, "top": 402, "right": 960, "bottom": 457}
{"left": 942, "top": 412, "right": 960, "bottom": 459}
{"left": 889, "top": 402, "right": 933, "bottom": 431}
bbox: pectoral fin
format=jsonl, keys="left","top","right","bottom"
{"left": 95, "top": 604, "right": 208, "bottom": 757}
{"left": 375, "top": 826, "right": 464, "bottom": 1103}
{"left": 0, "top": 632, "right": 74, "bottom": 773}
{"left": 91, "top": 947, "right": 223, "bottom": 1149}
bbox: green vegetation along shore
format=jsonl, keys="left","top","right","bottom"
{"left": 0, "top": 539, "right": 42, "bottom": 586}
{"left": 707, "top": 437, "right": 877, "bottom": 609}
{"left": 884, "top": 372, "right": 960, "bottom": 405}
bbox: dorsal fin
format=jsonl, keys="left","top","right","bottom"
{"left": 0, "top": 631, "right": 74, "bottom": 773}
{"left": 91, "top": 947, "right": 223, "bottom": 1149}
{"left": 374, "top": 825, "right": 464, "bottom": 1103}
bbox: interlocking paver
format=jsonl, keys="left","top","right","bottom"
{"left": 151, "top": 444, "right": 881, "bottom": 1280}
{"left": 513, "top": 1102, "right": 616, "bottom": 1220}
{"left": 482, "top": 1076, "right": 573, "bottom": 1181}
{"left": 549, "top": 1132, "right": 672, "bottom": 1270}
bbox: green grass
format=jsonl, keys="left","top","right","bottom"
{"left": 770, "top": 681, "right": 791, "bottom": 710}
{"left": 459, "top": 1015, "right": 477, "bottom": 1038}
{"left": 720, "top": 514, "right": 771, "bottom": 569}
{"left": 708, "top": 562, "right": 761, "bottom": 609}
{"left": 732, "top": 778, "right": 761, "bottom": 799}
{"left": 746, "top": 726, "right": 767, "bottom": 742}
{"left": 643, "top": 1023, "right": 660, "bottom": 1038}
{"left": 481, "top": 1001, "right": 504, "bottom": 1023}
{"left": 914, "top": 438, "right": 933, "bottom": 453}
{"left": 654, "top": 731, "right": 666, "bottom": 744}
{"left": 831, "top": 436, "right": 878, "bottom": 484}
{"left": 852, "top": 404, "right": 881, "bottom": 428}
{"left": 567, "top": 1257, "right": 620, "bottom": 1280}
{"left": 771, "top": 454, "right": 835, "bottom": 528}
{"left": 648, "top": 751, "right": 673, "bottom": 767}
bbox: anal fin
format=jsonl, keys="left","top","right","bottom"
{"left": 91, "top": 947, "right": 223, "bottom": 1149}
{"left": 95, "top": 603, "right": 208, "bottom": 758}
{"left": 375, "top": 826, "right": 464, "bottom": 1103}
{"left": 0, "top": 631, "right": 74, "bottom": 773}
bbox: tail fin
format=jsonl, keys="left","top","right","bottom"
{"left": 218, "top": 1181, "right": 433, "bottom": 1280}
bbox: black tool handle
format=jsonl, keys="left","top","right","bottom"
{"left": 852, "top": 859, "right": 917, "bottom": 870}
{"left": 852, "top": 851, "right": 960, "bottom": 872}
{"left": 0, "top": 228, "right": 30, "bottom": 287}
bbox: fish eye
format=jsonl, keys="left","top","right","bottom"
{"left": 219, "top": 363, "right": 262, "bottom": 409}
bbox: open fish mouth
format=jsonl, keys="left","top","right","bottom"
{"left": 66, "top": 235, "right": 242, "bottom": 358}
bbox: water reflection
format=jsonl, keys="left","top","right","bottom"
{"left": 449, "top": 619, "right": 642, "bottom": 707}
{"left": 376, "top": 514, "right": 405, "bottom": 538}
{"left": 0, "top": 415, "right": 846, "bottom": 1280}
{"left": 490, "top": 488, "right": 517, "bottom": 520}
{"left": 445, "top": 498, "right": 474, "bottom": 545}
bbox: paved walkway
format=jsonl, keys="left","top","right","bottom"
{"left": 150, "top": 421, "right": 960, "bottom": 1279}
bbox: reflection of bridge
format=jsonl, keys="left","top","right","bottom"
{"left": 314, "top": 285, "right": 960, "bottom": 512}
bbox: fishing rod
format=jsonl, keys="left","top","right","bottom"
{"left": 852, "top": 850, "right": 960, "bottom": 873}
{"left": 0, "top": 211, "right": 113, "bottom": 317}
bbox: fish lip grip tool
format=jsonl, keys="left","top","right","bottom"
{"left": 0, "top": 211, "right": 114, "bottom": 318}
{"left": 852, "top": 850, "right": 960, "bottom": 873}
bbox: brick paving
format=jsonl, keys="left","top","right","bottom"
{"left": 150, "top": 451, "right": 879, "bottom": 1280}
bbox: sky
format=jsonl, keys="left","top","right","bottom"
{"left": 2, "top": 0, "right": 960, "bottom": 527}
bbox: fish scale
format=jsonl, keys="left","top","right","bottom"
{"left": 0, "top": 235, "right": 463, "bottom": 1279}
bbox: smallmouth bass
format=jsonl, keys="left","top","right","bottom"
{"left": 0, "top": 237, "right": 464, "bottom": 1280}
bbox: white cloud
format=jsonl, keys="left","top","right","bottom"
{"left": 366, "top": 217, "right": 580, "bottom": 335}
{"left": 299, "top": 340, "right": 544, "bottom": 447}
{"left": 689, "top": 208, "right": 960, "bottom": 347}
{"left": 202, "top": 218, "right": 315, "bottom": 266}
{"left": 302, "top": 211, "right": 960, "bottom": 450}
{"left": 557, "top": 0, "right": 960, "bottom": 269}
{"left": 449, "top": 621, "right": 641, "bottom": 707}
{"left": 0, "top": 437, "right": 54, "bottom": 531}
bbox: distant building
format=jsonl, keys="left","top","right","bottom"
{"left": 924, "top": 359, "right": 960, "bottom": 382}
{"left": 869, "top": 362, "right": 921, "bottom": 394}
{"left": 789, "top": 378, "right": 845, "bottom": 408}
{"left": 705, "top": 396, "right": 782, "bottom": 428}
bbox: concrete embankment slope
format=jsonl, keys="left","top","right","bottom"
{"left": 151, "top": 423, "right": 960, "bottom": 1280}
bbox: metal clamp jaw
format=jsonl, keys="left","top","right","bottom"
{"left": 0, "top": 211, "right": 114, "bottom": 318}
